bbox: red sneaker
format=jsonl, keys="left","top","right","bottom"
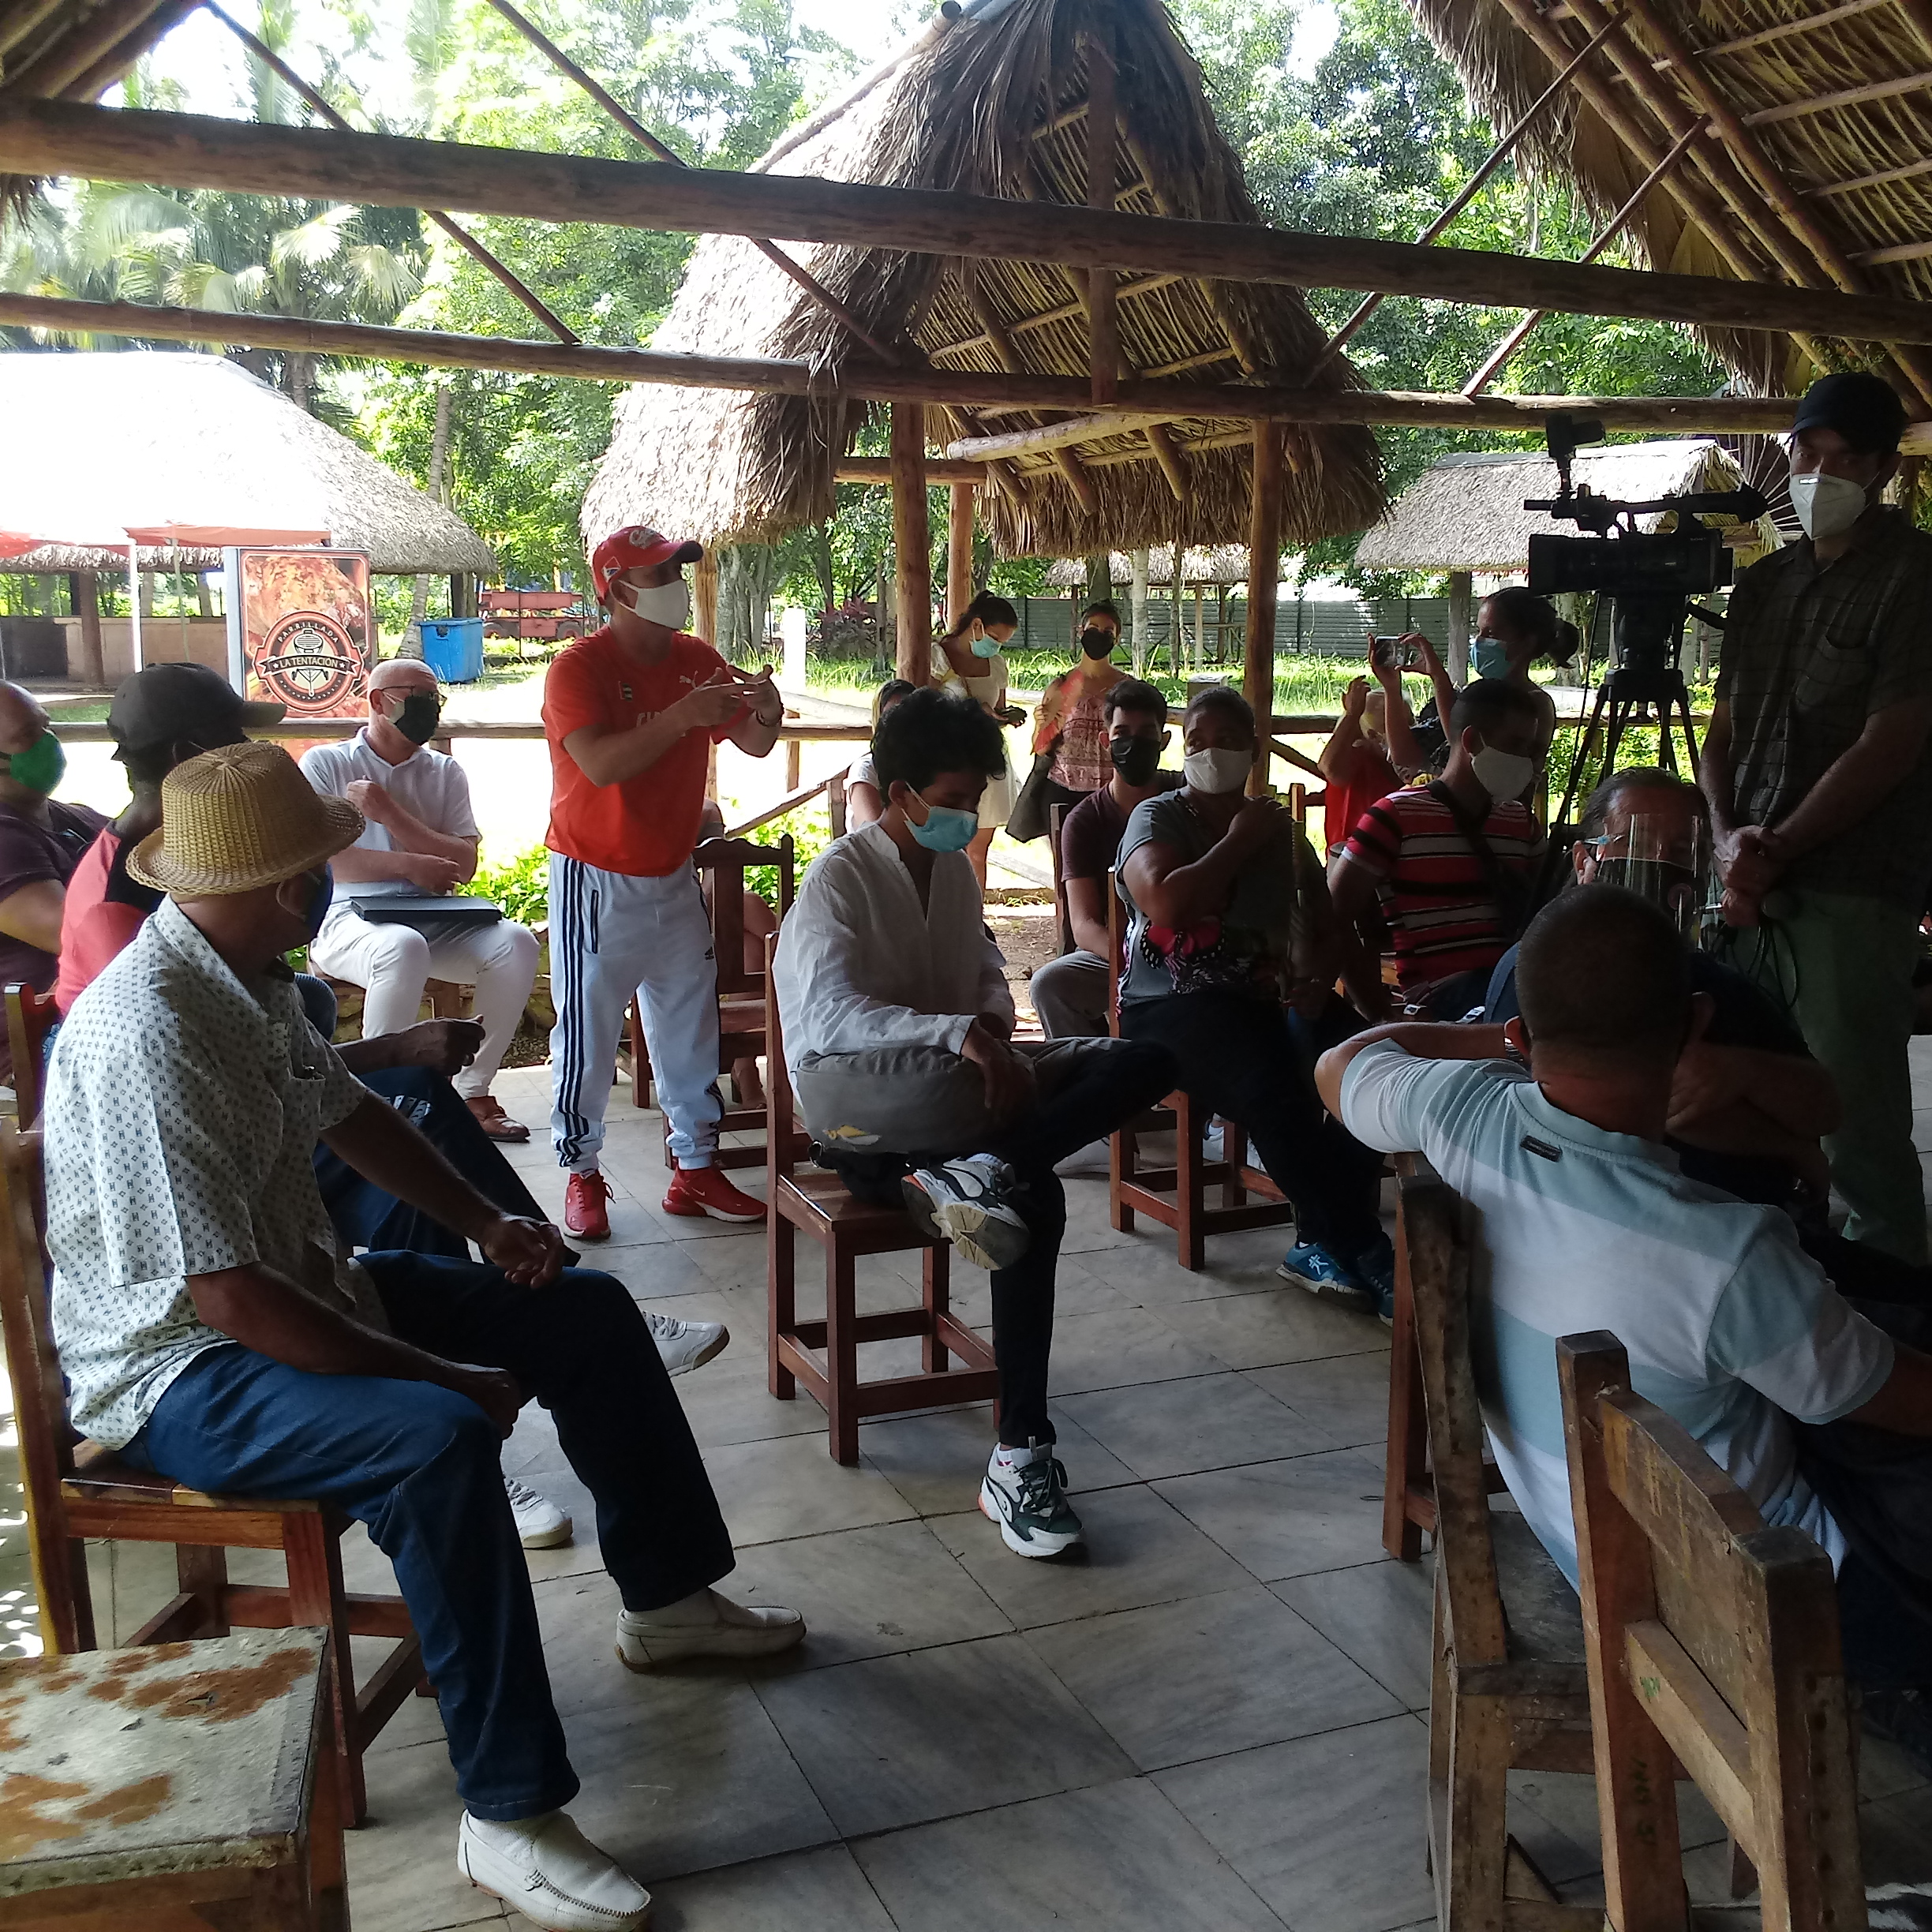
{"left": 663, "top": 1165, "right": 766, "bottom": 1222}
{"left": 564, "top": 1170, "right": 612, "bottom": 1241}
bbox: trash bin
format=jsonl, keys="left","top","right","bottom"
{"left": 416, "top": 618, "right": 485, "bottom": 683}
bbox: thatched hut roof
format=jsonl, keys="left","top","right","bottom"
{"left": 1408, "top": 0, "right": 1932, "bottom": 400}
{"left": 584, "top": 0, "right": 1385, "bottom": 560}
{"left": 1354, "top": 438, "right": 1754, "bottom": 573}
{"left": 0, "top": 352, "right": 494, "bottom": 575}
{"left": 1044, "top": 545, "right": 1259, "bottom": 587}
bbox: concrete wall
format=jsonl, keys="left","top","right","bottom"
{"left": 54, "top": 616, "right": 228, "bottom": 685}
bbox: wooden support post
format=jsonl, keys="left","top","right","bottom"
{"left": 69, "top": 570, "right": 103, "bottom": 687}
{"left": 891, "top": 402, "right": 932, "bottom": 687}
{"left": 692, "top": 552, "right": 719, "bottom": 642}
{"left": 946, "top": 480, "right": 975, "bottom": 627}
{"left": 1129, "top": 546, "right": 1149, "bottom": 675}
{"left": 1245, "top": 423, "right": 1285, "bottom": 798}
{"left": 1447, "top": 571, "right": 1473, "bottom": 686}
{"left": 1085, "top": 27, "right": 1118, "bottom": 407}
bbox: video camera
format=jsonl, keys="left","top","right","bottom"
{"left": 1523, "top": 412, "right": 1768, "bottom": 685}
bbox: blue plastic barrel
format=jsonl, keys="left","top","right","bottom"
{"left": 417, "top": 618, "right": 485, "bottom": 683}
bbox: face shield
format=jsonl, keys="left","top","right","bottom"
{"left": 1586, "top": 811, "right": 1716, "bottom": 944}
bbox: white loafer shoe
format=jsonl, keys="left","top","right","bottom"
{"left": 615, "top": 1589, "right": 806, "bottom": 1670}
{"left": 457, "top": 1810, "right": 650, "bottom": 1931}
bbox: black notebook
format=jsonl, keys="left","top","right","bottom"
{"left": 356, "top": 896, "right": 503, "bottom": 927}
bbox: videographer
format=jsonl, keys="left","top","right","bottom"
{"left": 1699, "top": 371, "right": 1932, "bottom": 1267}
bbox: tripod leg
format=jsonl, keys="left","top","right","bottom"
{"left": 1556, "top": 679, "right": 1616, "bottom": 830}
{"left": 1675, "top": 687, "right": 1700, "bottom": 772}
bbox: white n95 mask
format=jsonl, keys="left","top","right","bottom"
{"left": 1787, "top": 472, "right": 1870, "bottom": 541}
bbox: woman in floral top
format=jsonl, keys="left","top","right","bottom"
{"left": 1030, "top": 601, "right": 1123, "bottom": 818}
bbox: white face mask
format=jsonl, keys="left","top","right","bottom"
{"left": 614, "top": 576, "right": 692, "bottom": 630}
{"left": 1470, "top": 741, "right": 1536, "bottom": 800}
{"left": 1787, "top": 471, "right": 1870, "bottom": 541}
{"left": 1183, "top": 747, "right": 1251, "bottom": 794}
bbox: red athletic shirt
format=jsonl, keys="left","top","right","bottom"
{"left": 1339, "top": 785, "right": 1541, "bottom": 991}
{"left": 56, "top": 826, "right": 154, "bottom": 1015}
{"left": 542, "top": 627, "right": 741, "bottom": 878}
{"left": 1323, "top": 743, "right": 1403, "bottom": 855}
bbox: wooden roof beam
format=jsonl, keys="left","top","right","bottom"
{"left": 836, "top": 455, "right": 987, "bottom": 482}
{"left": 1647, "top": 0, "right": 1894, "bottom": 67}
{"left": 19, "top": 102, "right": 1932, "bottom": 347}
{"left": 1144, "top": 421, "right": 1189, "bottom": 501}
{"left": 1806, "top": 152, "right": 1932, "bottom": 198}
{"left": 1742, "top": 69, "right": 1932, "bottom": 125}
{"left": 1085, "top": 24, "right": 1119, "bottom": 407}
{"left": 926, "top": 271, "right": 1181, "bottom": 362}
{"left": 0, "top": 0, "right": 167, "bottom": 98}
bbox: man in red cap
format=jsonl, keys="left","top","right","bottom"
{"left": 544, "top": 526, "right": 781, "bottom": 1236}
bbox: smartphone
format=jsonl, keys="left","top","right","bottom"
{"left": 1369, "top": 635, "right": 1419, "bottom": 671}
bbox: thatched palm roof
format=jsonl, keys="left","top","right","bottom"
{"left": 1354, "top": 438, "right": 1757, "bottom": 572}
{"left": 584, "top": 0, "right": 1385, "bottom": 560}
{"left": 0, "top": 352, "right": 494, "bottom": 575}
{"left": 1409, "top": 0, "right": 1932, "bottom": 401}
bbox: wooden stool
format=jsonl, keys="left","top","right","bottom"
{"left": 1101, "top": 868, "right": 1295, "bottom": 1271}
{"left": 1400, "top": 1157, "right": 1599, "bottom": 1931}
{"left": 1559, "top": 1332, "right": 1864, "bottom": 1931}
{"left": 0, "top": 1121, "right": 423, "bottom": 1831}
{"left": 0, "top": 1627, "right": 346, "bottom": 1931}
{"left": 763, "top": 937, "right": 1000, "bottom": 1464}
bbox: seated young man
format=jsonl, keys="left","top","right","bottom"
{"left": 1030, "top": 677, "right": 1180, "bottom": 1041}
{"left": 773, "top": 688, "right": 1173, "bottom": 1559}
{"left": 1115, "top": 686, "right": 1393, "bottom": 1312}
{"left": 48, "top": 745, "right": 803, "bottom": 1932}
{"left": 1329, "top": 677, "right": 1545, "bottom": 1020}
{"left": 1321, "top": 886, "right": 1932, "bottom": 1753}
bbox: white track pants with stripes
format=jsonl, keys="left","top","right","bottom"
{"left": 547, "top": 853, "right": 722, "bottom": 1173}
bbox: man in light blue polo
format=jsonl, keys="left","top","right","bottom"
{"left": 1315, "top": 886, "right": 1932, "bottom": 1754}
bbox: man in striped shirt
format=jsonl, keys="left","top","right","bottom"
{"left": 1331, "top": 679, "right": 1545, "bottom": 1018}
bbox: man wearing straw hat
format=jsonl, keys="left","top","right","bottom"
{"left": 43, "top": 743, "right": 804, "bottom": 1932}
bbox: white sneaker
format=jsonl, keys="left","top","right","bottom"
{"left": 901, "top": 1153, "right": 1032, "bottom": 1271}
{"left": 504, "top": 1475, "right": 574, "bottom": 1550}
{"left": 457, "top": 1810, "right": 649, "bottom": 1931}
{"left": 1201, "top": 1121, "right": 1226, "bottom": 1163}
{"left": 614, "top": 1588, "right": 806, "bottom": 1671}
{"left": 979, "top": 1442, "right": 1085, "bottom": 1558}
{"left": 646, "top": 1308, "right": 728, "bottom": 1376}
{"left": 1052, "top": 1137, "right": 1114, "bottom": 1178}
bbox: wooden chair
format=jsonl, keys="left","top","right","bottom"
{"left": 828, "top": 769, "right": 848, "bottom": 839}
{"left": 1401, "top": 1157, "right": 1601, "bottom": 1932}
{"left": 1557, "top": 1331, "right": 1864, "bottom": 1932}
{"left": 1103, "top": 867, "right": 1296, "bottom": 1272}
{"left": 0, "top": 1627, "right": 346, "bottom": 1931}
{"left": 627, "top": 834, "right": 809, "bottom": 1173}
{"left": 763, "top": 934, "right": 1001, "bottom": 1465}
{"left": 4, "top": 981, "right": 57, "bottom": 1123}
{"left": 0, "top": 1119, "right": 423, "bottom": 1830}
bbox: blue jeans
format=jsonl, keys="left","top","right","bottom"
{"left": 122, "top": 1254, "right": 736, "bottom": 1819}
{"left": 314, "top": 1066, "right": 548, "bottom": 1258}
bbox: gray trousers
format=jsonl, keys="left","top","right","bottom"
{"left": 1029, "top": 949, "right": 1110, "bottom": 1039}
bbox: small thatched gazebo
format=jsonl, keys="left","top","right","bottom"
{"left": 0, "top": 353, "right": 493, "bottom": 682}
{"left": 585, "top": 0, "right": 1383, "bottom": 701}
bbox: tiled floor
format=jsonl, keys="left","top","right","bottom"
{"left": 9, "top": 1056, "right": 1932, "bottom": 1930}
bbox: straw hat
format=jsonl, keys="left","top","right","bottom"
{"left": 128, "top": 742, "right": 364, "bottom": 897}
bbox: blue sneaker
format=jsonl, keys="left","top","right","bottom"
{"left": 1351, "top": 1234, "right": 1397, "bottom": 1326}
{"left": 1277, "top": 1243, "right": 1375, "bottom": 1312}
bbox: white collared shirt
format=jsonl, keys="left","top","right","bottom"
{"left": 299, "top": 728, "right": 478, "bottom": 906}
{"left": 46, "top": 897, "right": 371, "bottom": 1449}
{"left": 772, "top": 821, "right": 1012, "bottom": 1075}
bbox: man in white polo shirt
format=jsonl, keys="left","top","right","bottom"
{"left": 1317, "top": 886, "right": 1932, "bottom": 1744}
{"left": 302, "top": 658, "right": 540, "bottom": 1142}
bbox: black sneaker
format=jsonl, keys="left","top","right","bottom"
{"left": 902, "top": 1154, "right": 1032, "bottom": 1271}
{"left": 979, "top": 1445, "right": 1084, "bottom": 1557}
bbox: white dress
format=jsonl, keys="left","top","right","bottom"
{"left": 934, "top": 649, "right": 1016, "bottom": 827}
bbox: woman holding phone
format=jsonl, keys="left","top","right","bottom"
{"left": 932, "top": 592, "right": 1028, "bottom": 888}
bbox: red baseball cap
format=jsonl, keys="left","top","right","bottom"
{"left": 590, "top": 526, "right": 703, "bottom": 602}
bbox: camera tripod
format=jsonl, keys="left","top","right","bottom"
{"left": 1549, "top": 659, "right": 1702, "bottom": 837}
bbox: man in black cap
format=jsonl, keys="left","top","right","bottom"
{"left": 1701, "top": 370, "right": 1932, "bottom": 1264}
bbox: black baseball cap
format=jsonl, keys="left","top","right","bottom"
{"left": 107, "top": 662, "right": 285, "bottom": 761}
{"left": 1792, "top": 372, "right": 1909, "bottom": 455}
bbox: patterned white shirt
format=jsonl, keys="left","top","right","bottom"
{"left": 46, "top": 897, "right": 371, "bottom": 1449}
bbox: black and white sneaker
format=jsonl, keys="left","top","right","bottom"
{"left": 979, "top": 1443, "right": 1084, "bottom": 1558}
{"left": 902, "top": 1153, "right": 1032, "bottom": 1271}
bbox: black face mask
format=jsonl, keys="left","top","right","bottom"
{"left": 1080, "top": 627, "right": 1116, "bottom": 661}
{"left": 388, "top": 691, "right": 443, "bottom": 745}
{"left": 1110, "top": 736, "right": 1162, "bottom": 785}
